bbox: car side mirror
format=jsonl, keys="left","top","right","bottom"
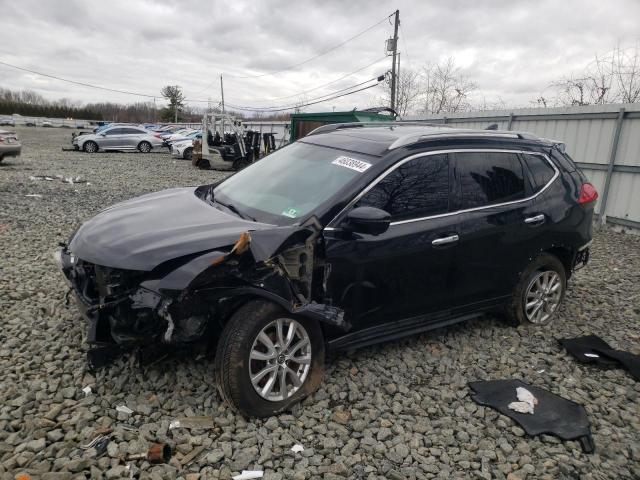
{"left": 346, "top": 206, "right": 391, "bottom": 235}
{"left": 99, "top": 132, "right": 106, "bottom": 136}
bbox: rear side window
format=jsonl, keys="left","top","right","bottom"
{"left": 121, "top": 128, "right": 143, "bottom": 134}
{"left": 355, "top": 154, "right": 449, "bottom": 221}
{"left": 522, "top": 154, "right": 556, "bottom": 192}
{"left": 454, "top": 152, "right": 525, "bottom": 209}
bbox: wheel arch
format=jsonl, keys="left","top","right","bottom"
{"left": 211, "top": 288, "right": 335, "bottom": 344}
{"left": 542, "top": 245, "right": 574, "bottom": 279}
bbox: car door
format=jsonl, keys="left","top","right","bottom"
{"left": 450, "top": 150, "right": 543, "bottom": 307}
{"left": 120, "top": 128, "right": 144, "bottom": 149}
{"left": 323, "top": 152, "right": 460, "bottom": 331}
{"left": 99, "top": 128, "right": 123, "bottom": 149}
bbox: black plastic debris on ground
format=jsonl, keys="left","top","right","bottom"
{"left": 468, "top": 379, "right": 595, "bottom": 453}
{"left": 559, "top": 335, "right": 640, "bottom": 381}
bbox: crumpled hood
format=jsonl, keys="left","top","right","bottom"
{"left": 69, "top": 187, "right": 272, "bottom": 271}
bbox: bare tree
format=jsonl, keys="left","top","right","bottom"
{"left": 613, "top": 44, "right": 640, "bottom": 103}
{"left": 381, "top": 68, "right": 423, "bottom": 115}
{"left": 420, "top": 58, "right": 477, "bottom": 114}
{"left": 548, "top": 43, "right": 640, "bottom": 106}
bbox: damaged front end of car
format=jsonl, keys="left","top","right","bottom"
{"left": 58, "top": 218, "right": 347, "bottom": 368}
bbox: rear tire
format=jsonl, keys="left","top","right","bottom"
{"left": 215, "top": 300, "right": 325, "bottom": 417}
{"left": 138, "top": 141, "right": 152, "bottom": 153}
{"left": 84, "top": 141, "right": 98, "bottom": 153}
{"left": 505, "top": 253, "right": 566, "bottom": 326}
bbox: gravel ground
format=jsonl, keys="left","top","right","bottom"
{"left": 1, "top": 126, "right": 639, "bottom": 480}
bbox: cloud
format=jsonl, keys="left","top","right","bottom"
{"left": 0, "top": 0, "right": 638, "bottom": 112}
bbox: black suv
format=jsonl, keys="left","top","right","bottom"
{"left": 58, "top": 123, "right": 597, "bottom": 417}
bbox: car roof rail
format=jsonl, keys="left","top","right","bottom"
{"left": 306, "top": 121, "right": 452, "bottom": 136}
{"left": 388, "top": 130, "right": 541, "bottom": 149}
{"left": 305, "top": 121, "right": 543, "bottom": 149}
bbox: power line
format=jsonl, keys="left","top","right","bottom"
{"left": 226, "top": 75, "right": 382, "bottom": 110}
{"left": 191, "top": 11, "right": 393, "bottom": 92}
{"left": 0, "top": 60, "right": 160, "bottom": 99}
{"left": 226, "top": 78, "right": 383, "bottom": 112}
{"left": 399, "top": 22, "right": 412, "bottom": 68}
{"left": 0, "top": 54, "right": 383, "bottom": 109}
{"left": 232, "top": 55, "right": 389, "bottom": 104}
{"left": 0, "top": 59, "right": 224, "bottom": 104}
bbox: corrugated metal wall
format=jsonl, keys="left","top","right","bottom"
{"left": 406, "top": 104, "right": 640, "bottom": 230}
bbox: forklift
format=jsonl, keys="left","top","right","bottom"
{"left": 191, "top": 112, "right": 279, "bottom": 171}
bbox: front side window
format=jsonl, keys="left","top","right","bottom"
{"left": 453, "top": 152, "right": 525, "bottom": 209}
{"left": 104, "top": 128, "right": 122, "bottom": 136}
{"left": 355, "top": 154, "right": 449, "bottom": 221}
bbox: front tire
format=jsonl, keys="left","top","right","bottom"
{"left": 84, "top": 141, "right": 98, "bottom": 153}
{"left": 138, "top": 141, "right": 152, "bottom": 153}
{"left": 215, "top": 300, "right": 325, "bottom": 417}
{"left": 183, "top": 147, "right": 193, "bottom": 160}
{"left": 506, "top": 253, "right": 566, "bottom": 326}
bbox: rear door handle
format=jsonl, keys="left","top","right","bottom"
{"left": 432, "top": 234, "right": 459, "bottom": 246}
{"left": 524, "top": 214, "right": 545, "bottom": 225}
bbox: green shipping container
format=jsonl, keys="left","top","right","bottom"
{"left": 289, "top": 110, "right": 394, "bottom": 141}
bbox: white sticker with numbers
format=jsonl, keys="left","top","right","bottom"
{"left": 331, "top": 156, "right": 372, "bottom": 173}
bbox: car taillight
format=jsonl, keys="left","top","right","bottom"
{"left": 578, "top": 183, "right": 598, "bottom": 204}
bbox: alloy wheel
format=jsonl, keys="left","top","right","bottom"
{"left": 524, "top": 270, "right": 562, "bottom": 324}
{"left": 85, "top": 142, "right": 97, "bottom": 153}
{"left": 139, "top": 142, "right": 151, "bottom": 153}
{"left": 249, "top": 318, "right": 311, "bottom": 402}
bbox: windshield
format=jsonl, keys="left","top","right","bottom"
{"left": 213, "top": 142, "right": 374, "bottom": 225}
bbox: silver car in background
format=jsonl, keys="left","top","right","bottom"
{"left": 0, "top": 129, "right": 21, "bottom": 163}
{"left": 72, "top": 126, "right": 163, "bottom": 153}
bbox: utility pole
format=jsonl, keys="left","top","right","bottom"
{"left": 390, "top": 9, "right": 400, "bottom": 112}
{"left": 220, "top": 75, "right": 225, "bottom": 133}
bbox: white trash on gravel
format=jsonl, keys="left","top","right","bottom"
{"left": 115, "top": 405, "right": 133, "bottom": 414}
{"left": 508, "top": 386, "right": 539, "bottom": 414}
{"left": 290, "top": 444, "right": 304, "bottom": 453}
{"left": 232, "top": 471, "right": 263, "bottom": 480}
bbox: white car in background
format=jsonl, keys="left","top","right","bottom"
{"left": 171, "top": 138, "right": 195, "bottom": 160}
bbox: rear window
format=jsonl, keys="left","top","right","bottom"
{"left": 522, "top": 154, "right": 556, "bottom": 192}
{"left": 454, "top": 152, "right": 526, "bottom": 209}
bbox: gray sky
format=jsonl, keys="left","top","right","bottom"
{"left": 1, "top": 0, "right": 639, "bottom": 113}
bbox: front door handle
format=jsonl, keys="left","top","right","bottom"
{"left": 432, "top": 234, "right": 459, "bottom": 246}
{"left": 524, "top": 214, "right": 545, "bottom": 225}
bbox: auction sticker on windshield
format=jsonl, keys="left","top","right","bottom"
{"left": 331, "top": 156, "right": 372, "bottom": 173}
{"left": 282, "top": 207, "right": 299, "bottom": 218}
